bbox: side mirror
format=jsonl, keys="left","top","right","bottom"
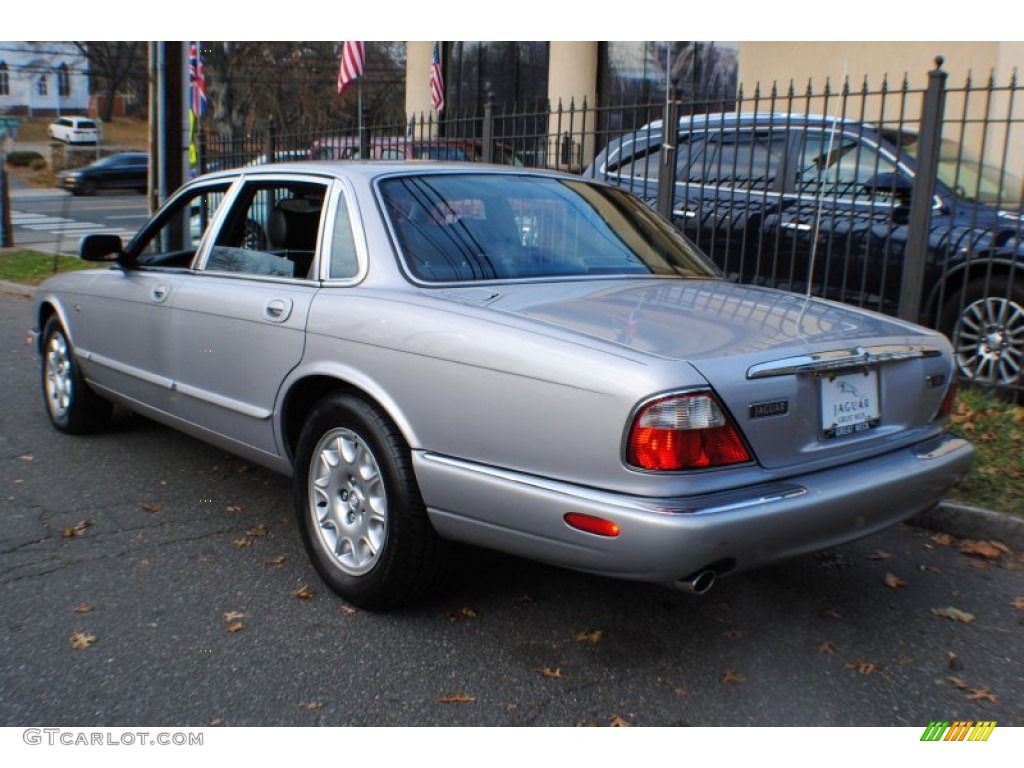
{"left": 863, "top": 172, "right": 914, "bottom": 205}
{"left": 79, "top": 233, "right": 124, "bottom": 262}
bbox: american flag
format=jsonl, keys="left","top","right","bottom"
{"left": 338, "top": 41, "right": 365, "bottom": 97}
{"left": 430, "top": 42, "right": 445, "bottom": 113}
{"left": 189, "top": 42, "right": 207, "bottom": 118}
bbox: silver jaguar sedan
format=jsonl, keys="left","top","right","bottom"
{"left": 32, "top": 162, "right": 973, "bottom": 609}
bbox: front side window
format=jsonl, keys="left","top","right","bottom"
{"left": 205, "top": 180, "right": 328, "bottom": 279}
{"left": 380, "top": 173, "right": 719, "bottom": 283}
{"left": 131, "top": 183, "right": 231, "bottom": 268}
{"left": 797, "top": 133, "right": 898, "bottom": 199}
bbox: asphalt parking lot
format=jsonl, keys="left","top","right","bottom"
{"left": 0, "top": 290, "right": 1022, "bottom": 728}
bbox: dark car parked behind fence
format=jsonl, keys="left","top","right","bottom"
{"left": 587, "top": 112, "right": 1024, "bottom": 390}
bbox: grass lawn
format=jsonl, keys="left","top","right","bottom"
{"left": 947, "top": 386, "right": 1024, "bottom": 517}
{"left": 0, "top": 248, "right": 96, "bottom": 285}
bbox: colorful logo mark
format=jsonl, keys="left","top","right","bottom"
{"left": 920, "top": 721, "right": 996, "bottom": 741}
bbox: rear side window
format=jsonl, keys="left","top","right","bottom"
{"left": 682, "top": 131, "right": 786, "bottom": 190}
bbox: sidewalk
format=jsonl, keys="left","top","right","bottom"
{"left": 1, "top": 268, "right": 1022, "bottom": 550}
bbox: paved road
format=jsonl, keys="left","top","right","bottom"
{"left": 6, "top": 190, "right": 148, "bottom": 254}
{"left": 0, "top": 292, "right": 1022, "bottom": 728}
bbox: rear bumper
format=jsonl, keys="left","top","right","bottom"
{"left": 415, "top": 432, "right": 973, "bottom": 584}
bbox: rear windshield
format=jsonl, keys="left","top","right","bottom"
{"left": 378, "top": 173, "right": 719, "bottom": 282}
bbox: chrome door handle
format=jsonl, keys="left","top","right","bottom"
{"left": 672, "top": 209, "right": 698, "bottom": 218}
{"left": 264, "top": 298, "right": 293, "bottom": 322}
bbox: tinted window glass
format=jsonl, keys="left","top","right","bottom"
{"left": 329, "top": 192, "right": 359, "bottom": 279}
{"left": 797, "top": 133, "right": 898, "bottom": 199}
{"left": 380, "top": 173, "right": 718, "bottom": 282}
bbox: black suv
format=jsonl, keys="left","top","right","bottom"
{"left": 587, "top": 113, "right": 1024, "bottom": 388}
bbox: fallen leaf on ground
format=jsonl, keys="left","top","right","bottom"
{"left": 515, "top": 594, "right": 534, "bottom": 603}
{"left": 966, "top": 687, "right": 999, "bottom": 703}
{"left": 931, "top": 533, "right": 955, "bottom": 546}
{"left": 298, "top": 702, "right": 323, "bottom": 710}
{"left": 294, "top": 585, "right": 314, "bottom": 600}
{"left": 610, "top": 715, "right": 632, "bottom": 727}
{"left": 947, "top": 652, "right": 963, "bottom": 671}
{"left": 723, "top": 629, "right": 743, "bottom": 639}
{"left": 264, "top": 556, "right": 286, "bottom": 566}
{"left": 867, "top": 550, "right": 893, "bottom": 560}
{"left": 932, "top": 606, "right": 975, "bottom": 623}
{"left": 444, "top": 607, "right": 478, "bottom": 620}
{"left": 674, "top": 687, "right": 688, "bottom": 697}
{"left": 960, "top": 540, "right": 1008, "bottom": 560}
{"left": 818, "top": 642, "right": 838, "bottom": 654}
{"left": 844, "top": 660, "right": 877, "bottom": 675}
{"left": 17, "top": 454, "right": 33, "bottom": 461}
{"left": 884, "top": 572, "right": 909, "bottom": 589}
{"left": 436, "top": 693, "right": 475, "bottom": 703}
{"left": 967, "top": 559, "right": 989, "bottom": 570}
{"left": 225, "top": 505, "right": 242, "bottom": 513}
{"left": 73, "top": 603, "right": 94, "bottom": 614}
{"left": 246, "top": 525, "right": 268, "bottom": 537}
{"left": 226, "top": 622, "right": 244, "bottom": 633}
{"left": 340, "top": 605, "right": 357, "bottom": 616}
{"left": 948, "top": 676, "right": 970, "bottom": 690}
{"left": 143, "top": 504, "right": 161, "bottom": 513}
{"left": 720, "top": 667, "right": 746, "bottom": 684}
{"left": 1012, "top": 597, "right": 1024, "bottom": 610}
{"left": 209, "top": 719, "right": 224, "bottom": 727}
{"left": 576, "top": 720, "right": 601, "bottom": 727}
{"left": 61, "top": 520, "right": 91, "bottom": 538}
{"left": 70, "top": 632, "right": 96, "bottom": 649}
{"left": 232, "top": 538, "right": 253, "bottom": 548}
{"left": 540, "top": 667, "right": 566, "bottom": 679}
{"left": 575, "top": 629, "right": 603, "bottom": 644}
{"left": 822, "top": 609, "right": 842, "bottom": 620}
{"left": 223, "top": 611, "right": 245, "bottom": 622}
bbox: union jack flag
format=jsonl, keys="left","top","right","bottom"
{"left": 430, "top": 42, "right": 445, "bottom": 113}
{"left": 338, "top": 41, "right": 365, "bottom": 97}
{"left": 189, "top": 42, "right": 207, "bottom": 118}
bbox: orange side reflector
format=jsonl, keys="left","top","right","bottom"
{"left": 564, "top": 513, "right": 620, "bottom": 537}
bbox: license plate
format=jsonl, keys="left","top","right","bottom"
{"left": 820, "top": 369, "right": 880, "bottom": 438}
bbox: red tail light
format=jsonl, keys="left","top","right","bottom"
{"left": 626, "top": 392, "right": 751, "bottom": 471}
{"left": 937, "top": 379, "right": 958, "bottom": 420}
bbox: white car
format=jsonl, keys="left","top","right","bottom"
{"left": 48, "top": 116, "right": 101, "bottom": 145}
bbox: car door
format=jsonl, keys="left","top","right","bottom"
{"left": 670, "top": 128, "right": 790, "bottom": 282}
{"left": 71, "top": 181, "right": 232, "bottom": 415}
{"left": 766, "top": 128, "right": 911, "bottom": 312}
{"left": 168, "top": 176, "right": 332, "bottom": 456}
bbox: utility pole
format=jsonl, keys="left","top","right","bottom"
{"left": 149, "top": 41, "right": 187, "bottom": 213}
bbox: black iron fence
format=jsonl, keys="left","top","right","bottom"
{"left": 199, "top": 58, "right": 1024, "bottom": 392}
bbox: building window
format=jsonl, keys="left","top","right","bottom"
{"left": 57, "top": 63, "right": 71, "bottom": 97}
{"left": 0, "top": 62, "right": 8, "bottom": 96}
{"left": 37, "top": 75, "right": 48, "bottom": 96}
{"left": 445, "top": 42, "right": 550, "bottom": 117}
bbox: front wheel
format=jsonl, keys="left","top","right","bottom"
{"left": 942, "top": 276, "right": 1024, "bottom": 388}
{"left": 41, "top": 316, "right": 112, "bottom": 433}
{"left": 293, "top": 394, "right": 451, "bottom": 609}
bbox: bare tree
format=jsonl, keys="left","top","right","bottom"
{"left": 73, "top": 42, "right": 145, "bottom": 122}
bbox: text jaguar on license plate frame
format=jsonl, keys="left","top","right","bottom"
{"left": 820, "top": 369, "right": 880, "bottom": 439}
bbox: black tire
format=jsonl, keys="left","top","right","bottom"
{"left": 41, "top": 316, "right": 112, "bottom": 434}
{"left": 293, "top": 393, "right": 451, "bottom": 610}
{"left": 81, "top": 178, "right": 98, "bottom": 196}
{"left": 941, "top": 275, "right": 1024, "bottom": 388}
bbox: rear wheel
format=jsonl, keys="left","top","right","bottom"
{"left": 293, "top": 393, "right": 451, "bottom": 609}
{"left": 41, "top": 316, "right": 112, "bottom": 434}
{"left": 942, "top": 276, "right": 1024, "bottom": 387}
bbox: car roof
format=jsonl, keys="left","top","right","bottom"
{"left": 194, "top": 160, "right": 574, "bottom": 184}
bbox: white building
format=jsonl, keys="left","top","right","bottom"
{"left": 0, "top": 42, "right": 90, "bottom": 116}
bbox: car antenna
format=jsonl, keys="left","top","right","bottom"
{"left": 805, "top": 47, "right": 851, "bottom": 299}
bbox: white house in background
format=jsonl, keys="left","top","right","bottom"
{"left": 0, "top": 42, "right": 90, "bottom": 116}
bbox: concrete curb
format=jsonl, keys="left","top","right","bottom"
{"left": 0, "top": 279, "right": 36, "bottom": 298}
{"left": 910, "top": 501, "right": 1024, "bottom": 549}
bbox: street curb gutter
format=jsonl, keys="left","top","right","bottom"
{"left": 911, "top": 501, "right": 1024, "bottom": 550}
{"left": 0, "top": 281, "right": 1021, "bottom": 551}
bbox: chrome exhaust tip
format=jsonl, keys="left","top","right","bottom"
{"left": 673, "top": 569, "right": 716, "bottom": 595}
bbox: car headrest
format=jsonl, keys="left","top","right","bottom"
{"left": 269, "top": 202, "right": 320, "bottom": 251}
